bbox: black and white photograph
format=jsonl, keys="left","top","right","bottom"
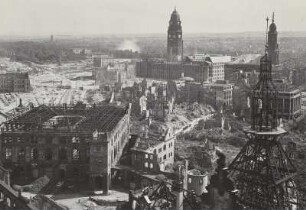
{"left": 0, "top": 0, "right": 305, "bottom": 209}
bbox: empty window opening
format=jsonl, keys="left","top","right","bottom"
{"left": 17, "top": 148, "right": 25, "bottom": 161}
{"left": 72, "top": 149, "right": 80, "bottom": 160}
{"left": 31, "top": 148, "right": 39, "bottom": 161}
{"left": 5, "top": 148, "right": 12, "bottom": 160}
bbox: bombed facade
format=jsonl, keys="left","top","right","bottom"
{"left": 1, "top": 103, "right": 131, "bottom": 194}
{"left": 0, "top": 72, "right": 31, "bottom": 93}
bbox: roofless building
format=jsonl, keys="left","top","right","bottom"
{"left": 0, "top": 103, "right": 131, "bottom": 194}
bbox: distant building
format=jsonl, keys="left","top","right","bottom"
{"left": 95, "top": 63, "right": 128, "bottom": 89}
{"left": 177, "top": 80, "right": 211, "bottom": 104}
{"left": 136, "top": 60, "right": 209, "bottom": 83}
{"left": 274, "top": 79, "right": 301, "bottom": 120}
{"left": 1, "top": 103, "right": 131, "bottom": 194}
{"left": 187, "top": 54, "right": 230, "bottom": 82}
{"left": 292, "top": 68, "right": 306, "bottom": 87}
{"left": 167, "top": 8, "right": 183, "bottom": 60}
{"left": 92, "top": 55, "right": 113, "bottom": 68}
{"left": 189, "top": 54, "right": 231, "bottom": 64}
{"left": 0, "top": 72, "right": 31, "bottom": 93}
{"left": 130, "top": 122, "right": 175, "bottom": 172}
{"left": 121, "top": 80, "right": 176, "bottom": 121}
{"left": 72, "top": 48, "right": 92, "bottom": 55}
{"left": 203, "top": 81, "right": 234, "bottom": 107}
{"left": 268, "top": 13, "right": 279, "bottom": 65}
{"left": 207, "top": 58, "right": 224, "bottom": 83}
{"left": 224, "top": 63, "right": 260, "bottom": 83}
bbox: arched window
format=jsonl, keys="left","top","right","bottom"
{"left": 17, "top": 148, "right": 25, "bottom": 162}
{"left": 31, "top": 148, "right": 39, "bottom": 161}
{"left": 72, "top": 149, "right": 80, "bottom": 160}
{"left": 45, "top": 148, "right": 53, "bottom": 161}
{"left": 59, "top": 148, "right": 67, "bottom": 161}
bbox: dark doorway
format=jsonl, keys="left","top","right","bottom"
{"left": 59, "top": 169, "right": 66, "bottom": 180}
{"left": 72, "top": 167, "right": 79, "bottom": 178}
{"left": 11, "top": 166, "right": 25, "bottom": 184}
{"left": 95, "top": 176, "right": 104, "bottom": 190}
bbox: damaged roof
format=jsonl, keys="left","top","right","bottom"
{"left": 3, "top": 104, "right": 128, "bottom": 132}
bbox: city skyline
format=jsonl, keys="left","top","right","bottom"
{"left": 0, "top": 0, "right": 306, "bottom": 36}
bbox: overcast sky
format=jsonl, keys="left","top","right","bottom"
{"left": 0, "top": 0, "right": 305, "bottom": 36}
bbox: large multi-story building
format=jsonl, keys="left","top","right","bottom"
{"left": 274, "top": 79, "right": 301, "bottom": 120}
{"left": 0, "top": 103, "right": 131, "bottom": 194}
{"left": 167, "top": 8, "right": 183, "bottom": 60}
{"left": 187, "top": 54, "right": 230, "bottom": 82}
{"left": 0, "top": 72, "right": 31, "bottom": 93}
{"left": 136, "top": 60, "right": 209, "bottom": 83}
{"left": 203, "top": 80, "right": 234, "bottom": 107}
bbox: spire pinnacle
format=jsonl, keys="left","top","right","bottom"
{"left": 272, "top": 12, "right": 275, "bottom": 23}
{"left": 265, "top": 17, "right": 269, "bottom": 53}
{"left": 174, "top": 6, "right": 176, "bottom": 11}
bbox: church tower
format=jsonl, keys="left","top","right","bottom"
{"left": 167, "top": 8, "right": 183, "bottom": 60}
{"left": 268, "top": 12, "right": 279, "bottom": 65}
{"left": 228, "top": 17, "right": 304, "bottom": 209}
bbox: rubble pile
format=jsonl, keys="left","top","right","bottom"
{"left": 29, "top": 175, "right": 50, "bottom": 193}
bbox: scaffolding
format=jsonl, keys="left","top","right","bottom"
{"left": 228, "top": 17, "right": 305, "bottom": 210}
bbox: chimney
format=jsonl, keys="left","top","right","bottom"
{"left": 19, "top": 98, "right": 23, "bottom": 107}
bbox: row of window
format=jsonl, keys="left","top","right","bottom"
{"left": 145, "top": 154, "right": 154, "bottom": 160}
{"left": 188, "top": 177, "right": 204, "bottom": 185}
{"left": 144, "top": 162, "right": 154, "bottom": 169}
{"left": 159, "top": 152, "right": 173, "bottom": 162}
{"left": 4, "top": 147, "right": 82, "bottom": 162}
{"left": 2, "top": 136, "right": 90, "bottom": 144}
{"left": 154, "top": 141, "right": 174, "bottom": 154}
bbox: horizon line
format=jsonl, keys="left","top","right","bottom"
{"left": 1, "top": 30, "right": 306, "bottom": 39}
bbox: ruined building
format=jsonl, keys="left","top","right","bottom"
{"left": 0, "top": 72, "right": 31, "bottom": 93}
{"left": 228, "top": 17, "right": 304, "bottom": 209}
{"left": 167, "top": 8, "right": 183, "bottom": 60}
{"left": 1, "top": 103, "right": 131, "bottom": 194}
{"left": 130, "top": 122, "right": 175, "bottom": 172}
{"left": 268, "top": 12, "right": 279, "bottom": 65}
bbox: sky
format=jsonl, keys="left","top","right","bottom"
{"left": 0, "top": 0, "right": 305, "bottom": 36}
